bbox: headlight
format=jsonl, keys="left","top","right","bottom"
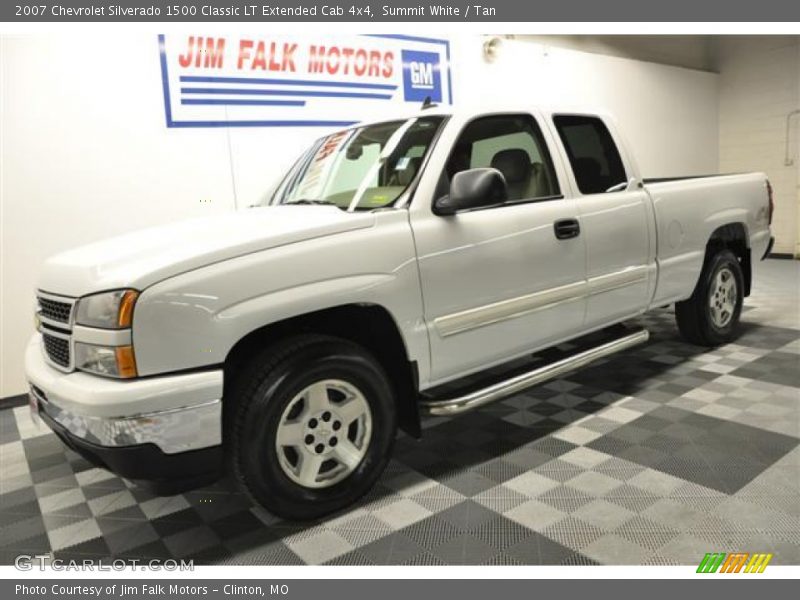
{"left": 75, "top": 290, "right": 139, "bottom": 329}
{"left": 74, "top": 343, "right": 137, "bottom": 379}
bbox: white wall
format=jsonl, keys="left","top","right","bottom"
{"left": 514, "top": 35, "right": 716, "bottom": 73}
{"left": 714, "top": 36, "right": 800, "bottom": 256}
{"left": 452, "top": 37, "right": 719, "bottom": 178}
{"left": 0, "top": 33, "right": 720, "bottom": 397}
{"left": 0, "top": 34, "right": 324, "bottom": 398}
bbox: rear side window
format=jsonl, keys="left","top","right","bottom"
{"left": 553, "top": 115, "right": 627, "bottom": 195}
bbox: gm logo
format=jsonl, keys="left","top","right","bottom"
{"left": 401, "top": 49, "right": 442, "bottom": 103}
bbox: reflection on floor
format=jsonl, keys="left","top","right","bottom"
{"left": 1, "top": 259, "right": 798, "bottom": 565}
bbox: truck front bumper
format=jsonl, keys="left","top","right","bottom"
{"left": 25, "top": 335, "right": 224, "bottom": 490}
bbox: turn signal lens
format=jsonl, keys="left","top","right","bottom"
{"left": 76, "top": 289, "right": 139, "bottom": 330}
{"left": 117, "top": 290, "right": 139, "bottom": 328}
{"left": 115, "top": 346, "right": 138, "bottom": 379}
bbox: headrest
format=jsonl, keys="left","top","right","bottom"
{"left": 491, "top": 149, "right": 531, "bottom": 183}
{"left": 395, "top": 157, "right": 423, "bottom": 185}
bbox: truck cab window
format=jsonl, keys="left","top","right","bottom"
{"left": 553, "top": 115, "right": 627, "bottom": 195}
{"left": 442, "top": 114, "right": 560, "bottom": 202}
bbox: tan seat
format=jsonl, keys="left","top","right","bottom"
{"left": 530, "top": 162, "right": 556, "bottom": 198}
{"left": 389, "top": 157, "right": 422, "bottom": 186}
{"left": 490, "top": 149, "right": 554, "bottom": 200}
{"left": 490, "top": 149, "right": 531, "bottom": 201}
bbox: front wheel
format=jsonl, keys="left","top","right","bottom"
{"left": 675, "top": 248, "right": 744, "bottom": 346}
{"left": 229, "top": 335, "right": 397, "bottom": 520}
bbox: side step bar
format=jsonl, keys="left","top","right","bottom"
{"left": 420, "top": 329, "right": 650, "bottom": 417}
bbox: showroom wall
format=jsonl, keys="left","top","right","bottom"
{"left": 456, "top": 37, "right": 719, "bottom": 179}
{"left": 715, "top": 36, "right": 800, "bottom": 256}
{"left": 516, "top": 35, "right": 716, "bottom": 76}
{"left": 0, "top": 34, "right": 720, "bottom": 398}
{"left": 1, "top": 34, "right": 240, "bottom": 399}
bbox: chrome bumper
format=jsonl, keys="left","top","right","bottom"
{"left": 30, "top": 385, "right": 221, "bottom": 454}
{"left": 25, "top": 334, "right": 222, "bottom": 455}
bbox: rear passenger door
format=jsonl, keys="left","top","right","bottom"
{"left": 551, "top": 115, "right": 654, "bottom": 328}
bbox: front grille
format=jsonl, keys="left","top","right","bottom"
{"left": 43, "top": 333, "right": 70, "bottom": 368}
{"left": 37, "top": 292, "right": 76, "bottom": 371}
{"left": 38, "top": 297, "right": 73, "bottom": 323}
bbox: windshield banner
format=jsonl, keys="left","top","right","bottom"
{"left": 158, "top": 33, "right": 453, "bottom": 128}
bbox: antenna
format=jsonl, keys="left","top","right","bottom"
{"left": 421, "top": 96, "right": 438, "bottom": 110}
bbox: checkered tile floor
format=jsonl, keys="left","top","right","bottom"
{"left": 2, "top": 260, "right": 798, "bottom": 565}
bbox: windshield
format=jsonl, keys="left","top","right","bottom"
{"left": 272, "top": 116, "right": 445, "bottom": 211}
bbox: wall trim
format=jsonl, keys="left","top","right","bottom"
{"left": 0, "top": 394, "right": 28, "bottom": 411}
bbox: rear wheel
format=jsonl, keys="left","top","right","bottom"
{"left": 675, "top": 249, "right": 744, "bottom": 346}
{"left": 228, "top": 335, "right": 397, "bottom": 520}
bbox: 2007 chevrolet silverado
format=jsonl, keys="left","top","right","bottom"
{"left": 26, "top": 106, "right": 774, "bottom": 519}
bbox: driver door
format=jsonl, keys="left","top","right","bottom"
{"left": 409, "top": 113, "right": 588, "bottom": 385}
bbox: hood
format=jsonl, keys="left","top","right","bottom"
{"left": 38, "top": 206, "right": 376, "bottom": 297}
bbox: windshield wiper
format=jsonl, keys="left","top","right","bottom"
{"left": 287, "top": 199, "right": 335, "bottom": 205}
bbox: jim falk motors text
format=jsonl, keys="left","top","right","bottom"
{"left": 177, "top": 36, "right": 396, "bottom": 78}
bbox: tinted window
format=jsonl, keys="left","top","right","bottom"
{"left": 554, "top": 115, "right": 627, "bottom": 195}
{"left": 443, "top": 114, "right": 560, "bottom": 202}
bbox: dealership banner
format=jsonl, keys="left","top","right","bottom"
{"left": 158, "top": 33, "right": 452, "bottom": 127}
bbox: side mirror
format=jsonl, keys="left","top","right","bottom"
{"left": 434, "top": 168, "right": 508, "bottom": 216}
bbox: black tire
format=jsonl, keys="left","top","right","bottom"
{"left": 675, "top": 248, "right": 744, "bottom": 346}
{"left": 228, "top": 334, "right": 396, "bottom": 521}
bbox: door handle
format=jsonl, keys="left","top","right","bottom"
{"left": 554, "top": 218, "right": 581, "bottom": 240}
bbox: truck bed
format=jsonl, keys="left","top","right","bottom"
{"left": 643, "top": 174, "right": 738, "bottom": 184}
{"left": 643, "top": 172, "right": 771, "bottom": 307}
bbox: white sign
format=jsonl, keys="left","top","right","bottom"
{"left": 158, "top": 33, "right": 453, "bottom": 128}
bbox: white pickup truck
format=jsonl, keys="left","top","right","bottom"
{"left": 26, "top": 105, "right": 774, "bottom": 519}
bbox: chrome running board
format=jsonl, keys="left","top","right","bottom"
{"left": 420, "top": 329, "right": 650, "bottom": 417}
